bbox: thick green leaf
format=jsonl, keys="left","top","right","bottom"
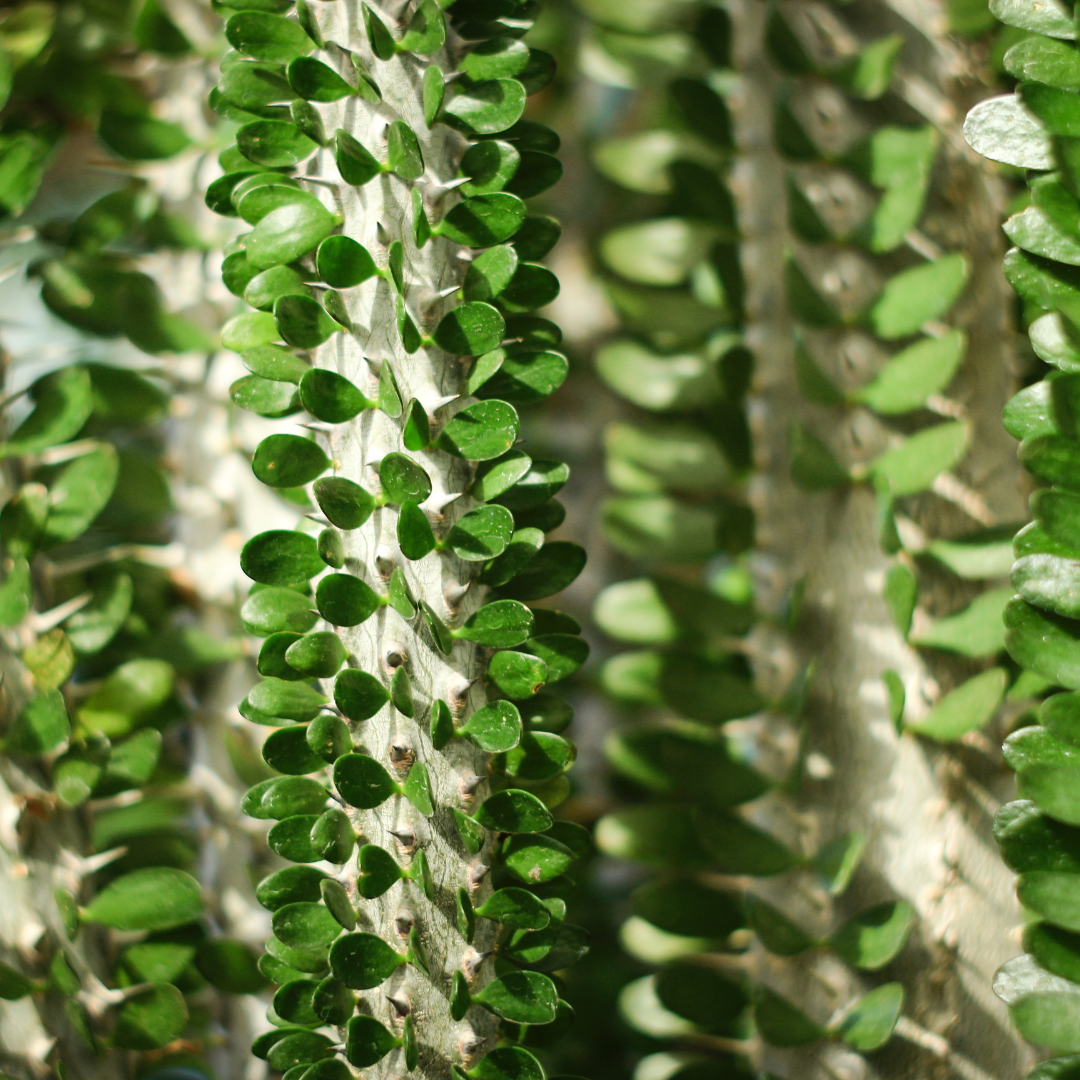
{"left": 438, "top": 193, "right": 527, "bottom": 246}
{"left": 241, "top": 530, "right": 325, "bottom": 585}
{"left": 357, "top": 843, "right": 402, "bottom": 899}
{"left": 226, "top": 12, "right": 314, "bottom": 61}
{"left": 253, "top": 434, "right": 329, "bottom": 488}
{"left": 275, "top": 294, "right": 340, "bottom": 349}
{"left": 456, "top": 599, "right": 534, "bottom": 647}
{"left": 472, "top": 971, "right": 558, "bottom": 1024}
{"left": 316, "top": 573, "right": 382, "bottom": 626}
{"left": 475, "top": 788, "right": 552, "bottom": 833}
{"left": 398, "top": 501, "right": 437, "bottom": 560}
{"left": 263, "top": 728, "right": 328, "bottom": 776}
{"left": 242, "top": 586, "right": 318, "bottom": 636}
{"left": 380, "top": 453, "right": 432, "bottom": 504}
{"left": 335, "top": 129, "right": 383, "bottom": 186}
{"left": 387, "top": 120, "right": 425, "bottom": 179}
{"left": 443, "top": 79, "right": 527, "bottom": 136}
{"left": 503, "top": 833, "right": 577, "bottom": 882}
{"left": 1006, "top": 597, "right": 1080, "bottom": 689}
{"left": 345, "top": 1015, "right": 399, "bottom": 1066}
{"left": 288, "top": 56, "right": 357, "bottom": 101}
{"left": 446, "top": 504, "right": 515, "bottom": 560}
{"left": 489, "top": 650, "right": 549, "bottom": 698}
{"left": 476, "top": 349, "right": 568, "bottom": 404}
{"left": 257, "top": 865, "right": 328, "bottom": 912}
{"left": 334, "top": 668, "right": 390, "bottom": 721}
{"left": 1012, "top": 993, "right": 1080, "bottom": 1053}
{"left": 439, "top": 400, "right": 519, "bottom": 459}
{"left": 459, "top": 701, "right": 522, "bottom": 752}
{"left": 333, "top": 753, "right": 398, "bottom": 808}
{"left": 330, "top": 932, "right": 404, "bottom": 989}
{"left": 434, "top": 302, "right": 506, "bottom": 356}
{"left": 1043, "top": 692, "right": 1080, "bottom": 747}
{"left": 299, "top": 369, "right": 372, "bottom": 423}
{"left": 231, "top": 374, "right": 301, "bottom": 416}
{"left": 82, "top": 868, "right": 203, "bottom": 931}
{"left": 313, "top": 476, "right": 375, "bottom": 529}
{"left": 1020, "top": 871, "right": 1080, "bottom": 931}
{"left": 273, "top": 901, "right": 344, "bottom": 950}
{"left": 317, "top": 235, "right": 378, "bottom": 288}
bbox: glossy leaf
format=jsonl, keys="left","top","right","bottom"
{"left": 439, "top": 400, "right": 519, "bottom": 459}
{"left": 333, "top": 753, "right": 399, "bottom": 808}
{"left": 330, "top": 932, "right": 404, "bottom": 989}
{"left": 316, "top": 573, "right": 382, "bottom": 626}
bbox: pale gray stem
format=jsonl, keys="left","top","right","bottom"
{"left": 297, "top": 5, "right": 500, "bottom": 1078}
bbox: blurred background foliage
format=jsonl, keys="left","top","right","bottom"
{"left": 0, "top": 0, "right": 1039, "bottom": 1076}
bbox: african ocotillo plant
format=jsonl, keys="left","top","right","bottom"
{"left": 583, "top": 0, "right": 1035, "bottom": 1071}
{"left": 0, "top": 2, "right": 275, "bottom": 1078}
{"left": 209, "top": 0, "right": 587, "bottom": 1078}
{"left": 964, "top": 1, "right": 1080, "bottom": 1070}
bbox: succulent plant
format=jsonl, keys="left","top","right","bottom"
{"left": 208, "top": 0, "right": 589, "bottom": 1077}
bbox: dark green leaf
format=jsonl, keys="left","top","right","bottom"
{"left": 437, "top": 193, "right": 527, "bottom": 246}
{"left": 380, "top": 452, "right": 432, "bottom": 503}
{"left": 345, "top": 1015, "right": 399, "bottom": 1066}
{"left": 288, "top": 56, "right": 357, "bottom": 101}
{"left": 333, "top": 753, "right": 398, "bottom": 808}
{"left": 253, "top": 434, "right": 329, "bottom": 488}
{"left": 257, "top": 866, "right": 328, "bottom": 912}
{"left": 273, "top": 901, "right": 344, "bottom": 949}
{"left": 313, "top": 476, "right": 376, "bottom": 530}
{"left": 472, "top": 971, "right": 557, "bottom": 1024}
{"left": 459, "top": 701, "right": 522, "bottom": 752}
{"left": 334, "top": 669, "right": 389, "bottom": 722}
{"left": 316, "top": 573, "right": 382, "bottom": 626}
{"left": 263, "top": 728, "right": 328, "bottom": 776}
{"left": 489, "top": 650, "right": 548, "bottom": 698}
{"left": 443, "top": 79, "right": 527, "bottom": 136}
{"left": 330, "top": 932, "right": 404, "bottom": 989}
{"left": 475, "top": 788, "right": 552, "bottom": 833}
{"left": 242, "top": 530, "right": 325, "bottom": 585}
{"left": 457, "top": 599, "right": 534, "bottom": 647}
{"left": 226, "top": 12, "right": 315, "bottom": 62}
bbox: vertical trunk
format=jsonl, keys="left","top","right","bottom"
{"left": 216, "top": 1, "right": 587, "bottom": 1078}
{"left": 589, "top": 0, "right": 1031, "bottom": 1074}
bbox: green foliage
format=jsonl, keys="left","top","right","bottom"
{"left": 211, "top": 0, "right": 586, "bottom": 1076}
{"left": 963, "top": 9, "right": 1080, "bottom": 1071}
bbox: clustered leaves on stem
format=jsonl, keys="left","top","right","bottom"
{"left": 208, "top": 0, "right": 590, "bottom": 1075}
{"left": 586, "top": 0, "right": 919, "bottom": 1067}
{"left": 964, "top": 2, "right": 1080, "bottom": 1065}
{"left": 0, "top": 1, "right": 267, "bottom": 1075}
